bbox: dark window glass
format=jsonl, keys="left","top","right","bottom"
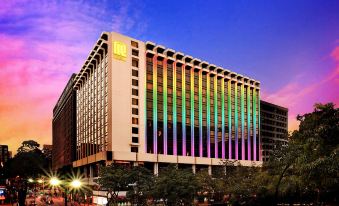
{"left": 132, "top": 49, "right": 139, "bottom": 56}
{"left": 131, "top": 146, "right": 138, "bottom": 153}
{"left": 132, "top": 137, "right": 139, "bottom": 143}
{"left": 132, "top": 79, "right": 138, "bottom": 86}
{"left": 132, "top": 89, "right": 138, "bottom": 96}
{"left": 132, "top": 127, "right": 139, "bottom": 134}
{"left": 132, "top": 98, "right": 139, "bottom": 105}
{"left": 132, "top": 69, "right": 138, "bottom": 77}
{"left": 132, "top": 58, "right": 139, "bottom": 68}
{"left": 132, "top": 108, "right": 138, "bottom": 115}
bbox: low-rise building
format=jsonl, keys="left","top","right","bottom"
{"left": 260, "top": 100, "right": 288, "bottom": 161}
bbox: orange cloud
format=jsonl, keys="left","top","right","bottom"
{"left": 0, "top": 0, "right": 144, "bottom": 153}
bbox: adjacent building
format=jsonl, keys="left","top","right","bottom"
{"left": 260, "top": 100, "right": 288, "bottom": 161}
{"left": 0, "top": 145, "right": 9, "bottom": 165}
{"left": 52, "top": 74, "right": 77, "bottom": 170}
{"left": 43, "top": 144, "right": 52, "bottom": 151}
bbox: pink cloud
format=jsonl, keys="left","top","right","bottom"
{"left": 0, "top": 0, "right": 144, "bottom": 153}
{"left": 262, "top": 45, "right": 339, "bottom": 131}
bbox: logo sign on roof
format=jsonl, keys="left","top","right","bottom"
{"left": 113, "top": 41, "right": 127, "bottom": 61}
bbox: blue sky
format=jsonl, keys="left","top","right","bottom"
{"left": 0, "top": 0, "right": 338, "bottom": 151}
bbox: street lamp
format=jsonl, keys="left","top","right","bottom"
{"left": 69, "top": 179, "right": 83, "bottom": 205}
{"left": 48, "top": 177, "right": 83, "bottom": 206}
{"left": 49, "top": 177, "right": 61, "bottom": 187}
{"left": 37, "top": 178, "right": 45, "bottom": 195}
{"left": 27, "top": 178, "right": 37, "bottom": 205}
{"left": 70, "top": 179, "right": 82, "bottom": 189}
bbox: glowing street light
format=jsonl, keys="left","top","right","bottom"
{"left": 37, "top": 179, "right": 43, "bottom": 184}
{"left": 28, "top": 178, "right": 34, "bottom": 183}
{"left": 49, "top": 177, "right": 60, "bottom": 186}
{"left": 70, "top": 179, "right": 82, "bottom": 189}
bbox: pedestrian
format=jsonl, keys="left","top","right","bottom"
{"left": 49, "top": 198, "right": 54, "bottom": 205}
{"left": 18, "top": 186, "right": 27, "bottom": 206}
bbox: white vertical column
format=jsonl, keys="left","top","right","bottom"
{"left": 154, "top": 162, "right": 159, "bottom": 175}
{"left": 192, "top": 165, "right": 196, "bottom": 174}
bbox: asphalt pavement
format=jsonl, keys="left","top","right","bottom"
{"left": 0, "top": 196, "right": 93, "bottom": 206}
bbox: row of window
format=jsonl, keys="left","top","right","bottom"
{"left": 145, "top": 59, "right": 260, "bottom": 160}
{"left": 76, "top": 53, "right": 109, "bottom": 160}
{"left": 131, "top": 40, "right": 139, "bottom": 153}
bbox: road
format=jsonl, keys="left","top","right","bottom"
{"left": 0, "top": 196, "right": 92, "bottom": 206}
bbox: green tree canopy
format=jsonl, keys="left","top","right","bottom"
{"left": 4, "top": 140, "right": 49, "bottom": 178}
{"left": 17, "top": 140, "right": 40, "bottom": 154}
{"left": 152, "top": 165, "right": 198, "bottom": 206}
{"left": 126, "top": 166, "right": 154, "bottom": 205}
{"left": 96, "top": 163, "right": 130, "bottom": 205}
{"left": 265, "top": 103, "right": 339, "bottom": 204}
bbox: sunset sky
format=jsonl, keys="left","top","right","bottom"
{"left": 0, "top": 0, "right": 338, "bottom": 153}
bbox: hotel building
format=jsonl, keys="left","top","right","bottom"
{"left": 260, "top": 100, "right": 288, "bottom": 161}
{"left": 58, "top": 31, "right": 261, "bottom": 179}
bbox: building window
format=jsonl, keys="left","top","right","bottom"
{"left": 131, "top": 146, "right": 138, "bottom": 153}
{"left": 132, "top": 79, "right": 138, "bottom": 86}
{"left": 132, "top": 89, "right": 138, "bottom": 96}
{"left": 132, "top": 69, "right": 138, "bottom": 77}
{"left": 132, "top": 58, "right": 139, "bottom": 68}
{"left": 147, "top": 83, "right": 152, "bottom": 90}
{"left": 132, "top": 108, "right": 138, "bottom": 115}
{"left": 132, "top": 98, "right": 139, "bottom": 105}
{"left": 132, "top": 49, "right": 139, "bottom": 57}
{"left": 147, "top": 74, "right": 152, "bottom": 81}
{"left": 132, "top": 127, "right": 139, "bottom": 134}
{"left": 131, "top": 41, "right": 138, "bottom": 48}
{"left": 132, "top": 117, "right": 139, "bottom": 124}
{"left": 132, "top": 137, "right": 139, "bottom": 143}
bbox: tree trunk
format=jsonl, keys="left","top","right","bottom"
{"left": 274, "top": 164, "right": 290, "bottom": 205}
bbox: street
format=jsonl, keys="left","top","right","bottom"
{"left": 1, "top": 196, "right": 94, "bottom": 206}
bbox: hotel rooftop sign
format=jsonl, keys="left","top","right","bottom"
{"left": 113, "top": 41, "right": 127, "bottom": 61}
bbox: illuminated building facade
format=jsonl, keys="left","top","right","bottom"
{"left": 260, "top": 100, "right": 288, "bottom": 161}
{"left": 68, "top": 32, "right": 261, "bottom": 179}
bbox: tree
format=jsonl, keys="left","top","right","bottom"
{"left": 4, "top": 140, "right": 49, "bottom": 178}
{"left": 265, "top": 141, "right": 301, "bottom": 204}
{"left": 291, "top": 103, "right": 339, "bottom": 203}
{"left": 195, "top": 168, "right": 226, "bottom": 203}
{"left": 126, "top": 166, "right": 154, "bottom": 205}
{"left": 152, "top": 165, "right": 198, "bottom": 206}
{"left": 265, "top": 103, "right": 339, "bottom": 205}
{"left": 17, "top": 140, "right": 40, "bottom": 154}
{"left": 6, "top": 151, "right": 45, "bottom": 178}
{"left": 96, "top": 163, "right": 130, "bottom": 205}
{"left": 195, "top": 170, "right": 215, "bottom": 201}
{"left": 218, "top": 161, "right": 263, "bottom": 205}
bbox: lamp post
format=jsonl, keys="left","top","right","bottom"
{"left": 37, "top": 178, "right": 45, "bottom": 195}
{"left": 49, "top": 177, "right": 62, "bottom": 205}
{"left": 70, "top": 179, "right": 82, "bottom": 205}
{"left": 28, "top": 178, "right": 36, "bottom": 205}
{"left": 49, "top": 177, "right": 83, "bottom": 206}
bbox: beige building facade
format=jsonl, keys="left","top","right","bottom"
{"left": 72, "top": 32, "right": 262, "bottom": 179}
